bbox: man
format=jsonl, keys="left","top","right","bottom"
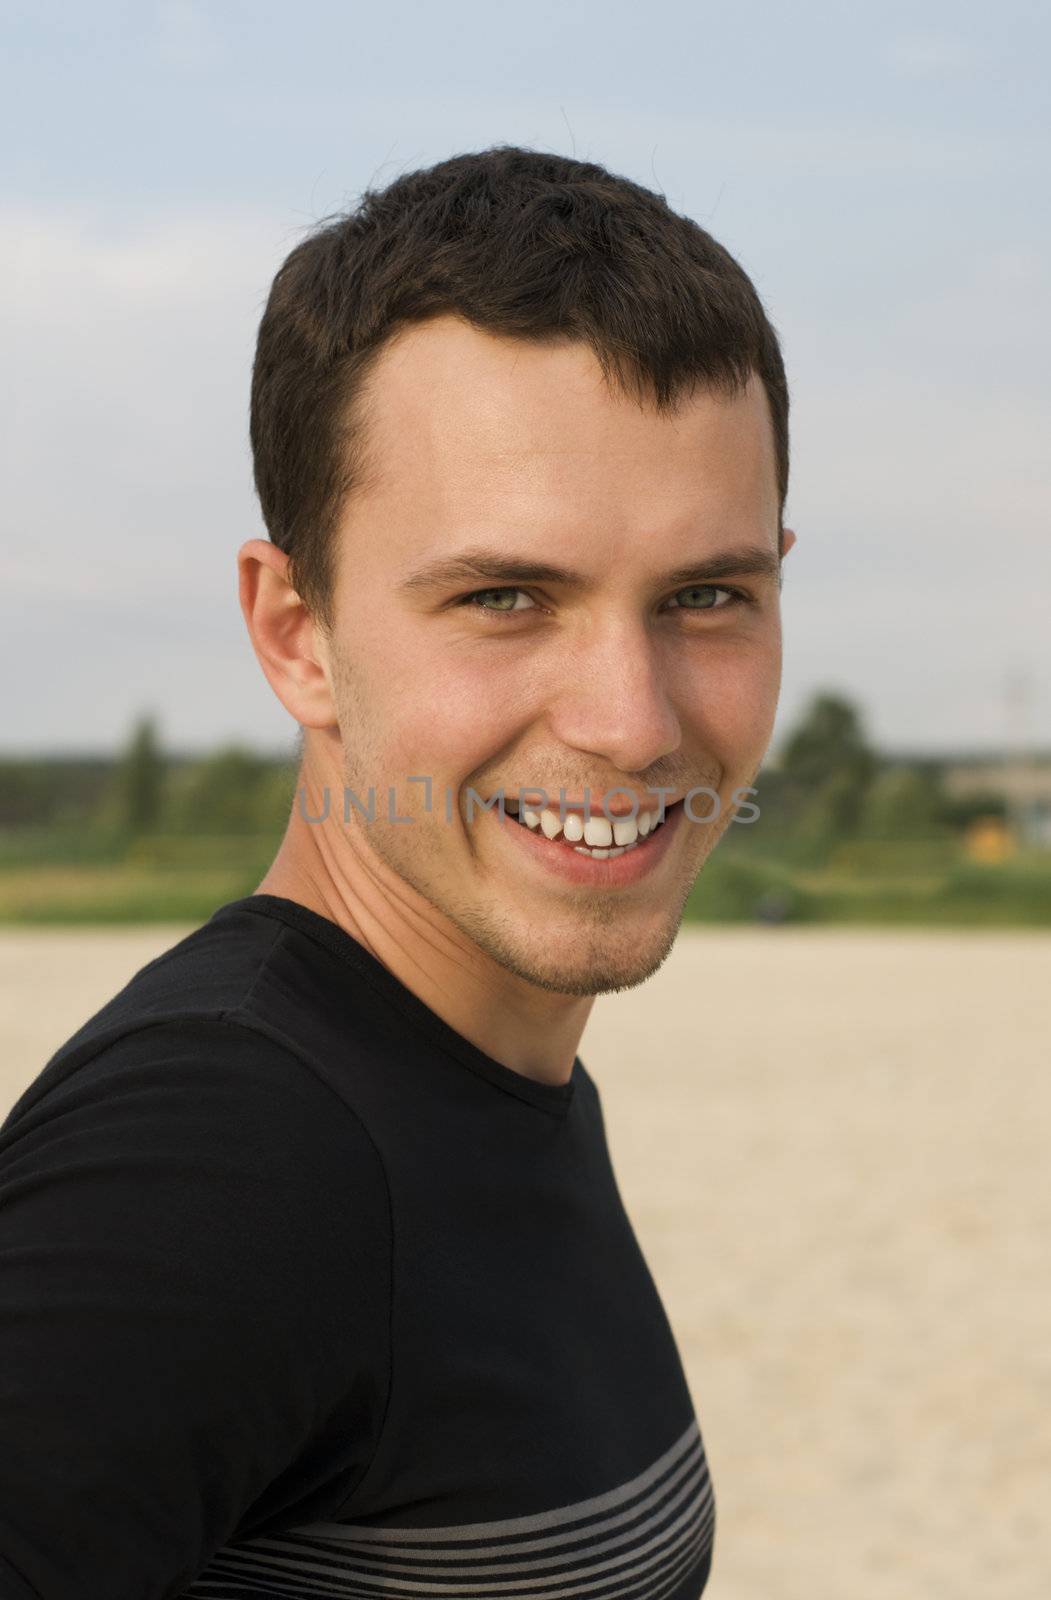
{"left": 0, "top": 146, "right": 795, "bottom": 1598}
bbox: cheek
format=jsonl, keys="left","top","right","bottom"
{"left": 368, "top": 642, "right": 533, "bottom": 777}
{"left": 682, "top": 640, "right": 782, "bottom": 756}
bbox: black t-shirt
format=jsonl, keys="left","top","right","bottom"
{"left": 0, "top": 893, "right": 715, "bottom": 1599}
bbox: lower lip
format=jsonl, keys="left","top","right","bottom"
{"left": 489, "top": 801, "right": 686, "bottom": 887}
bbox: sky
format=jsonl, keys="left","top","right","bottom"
{"left": 2, "top": 0, "right": 1049, "bottom": 759}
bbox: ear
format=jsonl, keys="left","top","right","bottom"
{"left": 236, "top": 540, "right": 338, "bottom": 730}
{"left": 780, "top": 525, "right": 798, "bottom": 558}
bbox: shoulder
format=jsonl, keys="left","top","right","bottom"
{"left": 3, "top": 1004, "right": 389, "bottom": 1216}
{"left": 1, "top": 1009, "right": 393, "bottom": 1293}
{"left": 2, "top": 899, "right": 396, "bottom": 1275}
{"left": 3, "top": 897, "right": 358, "bottom": 1131}
{"left": 0, "top": 1015, "right": 393, "bottom": 1590}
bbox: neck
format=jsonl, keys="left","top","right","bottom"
{"left": 254, "top": 745, "right": 594, "bottom": 1089}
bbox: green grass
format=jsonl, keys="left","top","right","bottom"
{"left": 0, "top": 830, "right": 278, "bottom": 924}
{"left": 0, "top": 865, "right": 269, "bottom": 925}
{"left": 683, "top": 842, "right": 1051, "bottom": 927}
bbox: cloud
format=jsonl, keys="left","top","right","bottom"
{"left": 155, "top": 0, "right": 224, "bottom": 71}
{"left": 885, "top": 32, "right": 979, "bottom": 80}
{"left": 2, "top": 203, "right": 285, "bottom": 312}
{"left": 1, "top": 205, "right": 293, "bottom": 613}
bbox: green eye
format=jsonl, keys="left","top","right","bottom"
{"left": 460, "top": 587, "right": 536, "bottom": 614}
{"left": 673, "top": 586, "right": 725, "bottom": 609}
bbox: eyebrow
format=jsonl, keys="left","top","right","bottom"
{"left": 397, "top": 543, "right": 783, "bottom": 596}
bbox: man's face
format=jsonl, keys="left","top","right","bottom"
{"left": 314, "top": 314, "right": 789, "bottom": 997}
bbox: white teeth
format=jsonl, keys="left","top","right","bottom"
{"left": 583, "top": 816, "right": 614, "bottom": 847}
{"left": 511, "top": 801, "right": 673, "bottom": 845}
{"left": 539, "top": 807, "right": 562, "bottom": 839}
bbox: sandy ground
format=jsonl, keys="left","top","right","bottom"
{"left": 1, "top": 922, "right": 1048, "bottom": 1599}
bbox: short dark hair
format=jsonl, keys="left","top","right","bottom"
{"left": 250, "top": 144, "right": 790, "bottom": 635}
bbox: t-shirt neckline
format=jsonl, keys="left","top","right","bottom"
{"left": 215, "top": 893, "right": 580, "bottom": 1117}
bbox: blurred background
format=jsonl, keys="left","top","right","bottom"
{"left": 1, "top": 4, "right": 1048, "bottom": 1597}
{"left": 2, "top": 0, "right": 1049, "bottom": 926}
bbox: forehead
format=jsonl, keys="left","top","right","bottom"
{"left": 348, "top": 313, "right": 778, "bottom": 544}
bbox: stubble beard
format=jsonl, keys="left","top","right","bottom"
{"left": 330, "top": 649, "right": 744, "bottom": 998}
{"left": 339, "top": 754, "right": 734, "bottom": 1000}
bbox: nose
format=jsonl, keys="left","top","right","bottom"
{"left": 543, "top": 614, "right": 682, "bottom": 777}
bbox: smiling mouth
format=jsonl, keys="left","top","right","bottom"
{"left": 504, "top": 798, "right": 684, "bottom": 859}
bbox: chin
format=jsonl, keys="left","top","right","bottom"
{"left": 476, "top": 916, "right": 683, "bottom": 998}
